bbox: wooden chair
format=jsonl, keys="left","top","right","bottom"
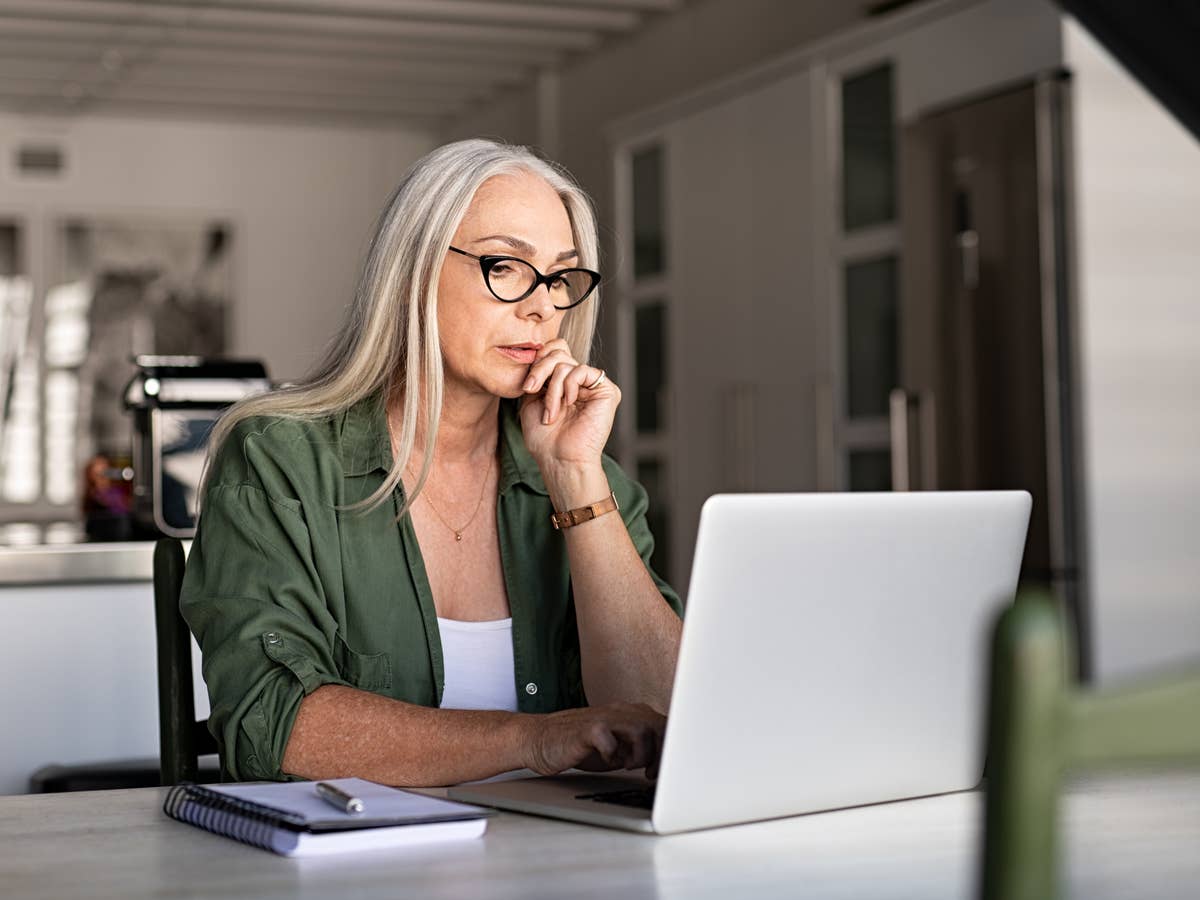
{"left": 153, "top": 538, "right": 220, "bottom": 784}
{"left": 980, "top": 592, "right": 1200, "bottom": 899}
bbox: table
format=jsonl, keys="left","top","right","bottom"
{"left": 1, "top": 772, "right": 1197, "bottom": 899}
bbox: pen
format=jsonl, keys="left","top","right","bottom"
{"left": 315, "top": 781, "right": 365, "bottom": 815}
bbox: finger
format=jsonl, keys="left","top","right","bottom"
{"left": 536, "top": 338, "right": 572, "bottom": 359}
{"left": 610, "top": 719, "right": 654, "bottom": 772}
{"left": 588, "top": 723, "right": 620, "bottom": 767}
{"left": 631, "top": 723, "right": 657, "bottom": 772}
{"left": 523, "top": 349, "right": 575, "bottom": 394}
{"left": 646, "top": 728, "right": 663, "bottom": 780}
{"left": 531, "top": 338, "right": 574, "bottom": 374}
{"left": 542, "top": 362, "right": 576, "bottom": 425}
{"left": 562, "top": 365, "right": 602, "bottom": 412}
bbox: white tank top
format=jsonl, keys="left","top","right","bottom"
{"left": 436, "top": 617, "right": 519, "bottom": 712}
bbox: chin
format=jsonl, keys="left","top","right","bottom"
{"left": 493, "top": 384, "right": 526, "bottom": 401}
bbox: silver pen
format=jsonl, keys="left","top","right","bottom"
{"left": 315, "top": 781, "right": 365, "bottom": 815}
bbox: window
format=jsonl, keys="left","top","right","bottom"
{"left": 0, "top": 214, "right": 233, "bottom": 542}
{"left": 830, "top": 61, "right": 900, "bottom": 491}
{"left": 619, "top": 141, "right": 675, "bottom": 586}
{"left": 842, "top": 64, "right": 897, "bottom": 231}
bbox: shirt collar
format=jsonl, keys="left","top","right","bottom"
{"left": 339, "top": 392, "right": 549, "bottom": 497}
{"left": 339, "top": 393, "right": 392, "bottom": 478}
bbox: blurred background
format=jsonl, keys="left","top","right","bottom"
{"left": 0, "top": 0, "right": 1196, "bottom": 730}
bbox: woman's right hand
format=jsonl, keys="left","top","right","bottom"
{"left": 520, "top": 703, "right": 666, "bottom": 779}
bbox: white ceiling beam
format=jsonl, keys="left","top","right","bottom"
{"left": 515, "top": 0, "right": 682, "bottom": 10}
{"left": 0, "top": 19, "right": 566, "bottom": 65}
{"left": 0, "top": 1, "right": 601, "bottom": 48}
{"left": 108, "top": 84, "right": 459, "bottom": 116}
{"left": 0, "top": 77, "right": 458, "bottom": 114}
{"left": 0, "top": 39, "right": 532, "bottom": 86}
{"left": 67, "top": 0, "right": 642, "bottom": 32}
{"left": 0, "top": 89, "right": 447, "bottom": 128}
{"left": 0, "top": 63, "right": 491, "bottom": 103}
{"left": 116, "top": 71, "right": 483, "bottom": 103}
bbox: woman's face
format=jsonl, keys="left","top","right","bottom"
{"left": 437, "top": 170, "right": 577, "bottom": 401}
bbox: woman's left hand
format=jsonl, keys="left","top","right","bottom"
{"left": 519, "top": 338, "right": 621, "bottom": 470}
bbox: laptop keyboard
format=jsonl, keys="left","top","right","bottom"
{"left": 575, "top": 786, "right": 657, "bottom": 810}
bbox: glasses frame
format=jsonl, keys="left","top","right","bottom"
{"left": 448, "top": 246, "right": 601, "bottom": 310}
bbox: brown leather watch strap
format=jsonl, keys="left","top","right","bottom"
{"left": 549, "top": 490, "right": 620, "bottom": 531}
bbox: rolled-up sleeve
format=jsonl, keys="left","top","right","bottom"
{"left": 181, "top": 425, "right": 350, "bottom": 781}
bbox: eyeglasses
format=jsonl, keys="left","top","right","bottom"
{"left": 448, "top": 246, "right": 601, "bottom": 310}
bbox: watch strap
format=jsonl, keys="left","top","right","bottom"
{"left": 550, "top": 491, "right": 619, "bottom": 530}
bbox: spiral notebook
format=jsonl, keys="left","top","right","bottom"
{"left": 163, "top": 778, "right": 492, "bottom": 857}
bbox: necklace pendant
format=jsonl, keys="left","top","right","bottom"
{"left": 455, "top": 531, "right": 463, "bottom": 542}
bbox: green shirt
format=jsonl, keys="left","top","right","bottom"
{"left": 180, "top": 393, "right": 681, "bottom": 782}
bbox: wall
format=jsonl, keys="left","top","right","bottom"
{"left": 1064, "top": 20, "right": 1200, "bottom": 681}
{"left": 0, "top": 112, "right": 434, "bottom": 382}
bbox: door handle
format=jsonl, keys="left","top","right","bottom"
{"left": 889, "top": 389, "right": 911, "bottom": 492}
{"left": 890, "top": 389, "right": 937, "bottom": 491}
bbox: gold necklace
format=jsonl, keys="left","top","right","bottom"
{"left": 421, "top": 455, "right": 494, "bottom": 543}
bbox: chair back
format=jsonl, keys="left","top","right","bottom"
{"left": 153, "top": 538, "right": 219, "bottom": 784}
{"left": 980, "top": 592, "right": 1200, "bottom": 899}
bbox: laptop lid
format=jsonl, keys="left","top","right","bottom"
{"left": 650, "top": 491, "right": 1031, "bottom": 834}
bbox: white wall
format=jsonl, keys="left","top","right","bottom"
{"left": 1064, "top": 20, "right": 1200, "bottom": 681}
{"left": 0, "top": 112, "right": 434, "bottom": 381}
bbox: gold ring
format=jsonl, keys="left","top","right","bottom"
{"left": 585, "top": 369, "right": 607, "bottom": 390}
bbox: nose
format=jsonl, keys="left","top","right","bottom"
{"left": 516, "top": 282, "right": 557, "bottom": 321}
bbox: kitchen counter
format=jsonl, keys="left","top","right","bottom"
{"left": 0, "top": 538, "right": 204, "bottom": 795}
{"left": 0, "top": 541, "right": 178, "bottom": 586}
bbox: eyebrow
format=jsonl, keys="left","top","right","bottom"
{"left": 472, "top": 234, "right": 579, "bottom": 263}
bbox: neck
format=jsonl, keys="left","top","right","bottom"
{"left": 391, "top": 380, "right": 500, "bottom": 469}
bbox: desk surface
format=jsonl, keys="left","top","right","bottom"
{"left": 1, "top": 772, "right": 1197, "bottom": 899}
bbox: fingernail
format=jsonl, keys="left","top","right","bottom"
{"left": 542, "top": 409, "right": 550, "bottom": 425}
{"left": 523, "top": 375, "right": 535, "bottom": 391}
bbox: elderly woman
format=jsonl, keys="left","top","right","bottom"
{"left": 181, "top": 139, "right": 682, "bottom": 786}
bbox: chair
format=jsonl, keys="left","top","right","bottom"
{"left": 153, "top": 537, "right": 221, "bottom": 785}
{"left": 980, "top": 592, "right": 1200, "bottom": 900}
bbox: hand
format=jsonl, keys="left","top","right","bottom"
{"left": 520, "top": 703, "right": 666, "bottom": 779}
{"left": 519, "top": 339, "right": 621, "bottom": 469}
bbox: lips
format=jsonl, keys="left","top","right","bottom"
{"left": 497, "top": 343, "right": 542, "bottom": 364}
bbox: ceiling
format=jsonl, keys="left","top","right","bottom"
{"left": 0, "top": 0, "right": 687, "bottom": 130}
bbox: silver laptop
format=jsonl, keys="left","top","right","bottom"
{"left": 449, "top": 491, "right": 1032, "bottom": 834}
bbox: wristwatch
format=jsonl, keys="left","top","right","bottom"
{"left": 550, "top": 491, "right": 620, "bottom": 530}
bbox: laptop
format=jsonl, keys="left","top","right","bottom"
{"left": 449, "top": 491, "right": 1032, "bottom": 834}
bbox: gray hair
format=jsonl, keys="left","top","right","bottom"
{"left": 202, "top": 138, "right": 600, "bottom": 517}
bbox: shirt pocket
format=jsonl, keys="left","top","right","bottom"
{"left": 332, "top": 632, "right": 392, "bottom": 693}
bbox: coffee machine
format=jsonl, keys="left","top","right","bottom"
{"left": 123, "top": 356, "right": 269, "bottom": 538}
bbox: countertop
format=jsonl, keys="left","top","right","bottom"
{"left": 0, "top": 541, "right": 166, "bottom": 586}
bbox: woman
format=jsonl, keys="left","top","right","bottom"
{"left": 181, "top": 139, "right": 683, "bottom": 787}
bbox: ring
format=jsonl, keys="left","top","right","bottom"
{"left": 585, "top": 369, "right": 607, "bottom": 390}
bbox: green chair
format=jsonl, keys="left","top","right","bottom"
{"left": 980, "top": 592, "right": 1200, "bottom": 900}
{"left": 153, "top": 538, "right": 220, "bottom": 785}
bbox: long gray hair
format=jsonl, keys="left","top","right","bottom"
{"left": 203, "top": 138, "right": 600, "bottom": 516}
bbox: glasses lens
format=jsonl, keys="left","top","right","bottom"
{"left": 486, "top": 258, "right": 538, "bottom": 301}
{"left": 552, "top": 269, "right": 598, "bottom": 309}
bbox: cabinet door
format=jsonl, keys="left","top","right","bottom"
{"left": 663, "top": 71, "right": 820, "bottom": 590}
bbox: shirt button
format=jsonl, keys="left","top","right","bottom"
{"left": 525, "top": 682, "right": 538, "bottom": 696}
{"left": 264, "top": 632, "right": 281, "bottom": 644}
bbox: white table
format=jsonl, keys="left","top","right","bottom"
{"left": 1, "top": 773, "right": 1197, "bottom": 899}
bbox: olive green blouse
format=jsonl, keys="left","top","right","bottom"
{"left": 180, "top": 393, "right": 681, "bottom": 781}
